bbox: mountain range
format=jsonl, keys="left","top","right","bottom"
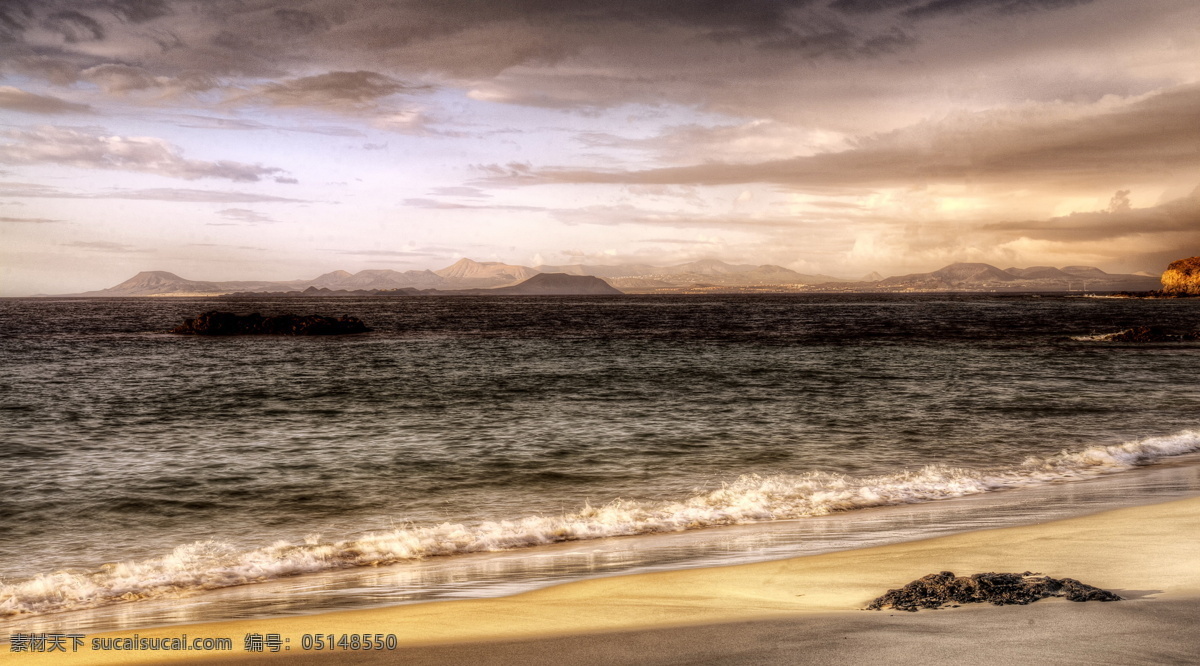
{"left": 69, "top": 259, "right": 1162, "bottom": 296}
{"left": 873, "top": 263, "right": 1159, "bottom": 292}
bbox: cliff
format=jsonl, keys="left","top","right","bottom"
{"left": 1160, "top": 256, "right": 1200, "bottom": 295}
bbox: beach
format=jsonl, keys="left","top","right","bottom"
{"left": 12, "top": 494, "right": 1199, "bottom": 665}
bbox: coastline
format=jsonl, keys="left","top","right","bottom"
{"left": 12, "top": 495, "right": 1200, "bottom": 665}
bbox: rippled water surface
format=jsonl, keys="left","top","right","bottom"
{"left": 1, "top": 294, "right": 1198, "bottom": 626}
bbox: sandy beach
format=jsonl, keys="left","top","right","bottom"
{"left": 12, "top": 495, "right": 1200, "bottom": 665}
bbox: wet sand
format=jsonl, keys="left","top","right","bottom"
{"left": 14, "top": 496, "right": 1200, "bottom": 665}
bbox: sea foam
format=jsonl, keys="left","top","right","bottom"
{"left": 2, "top": 430, "right": 1198, "bottom": 618}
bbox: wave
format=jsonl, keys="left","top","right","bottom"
{"left": 2, "top": 430, "right": 1199, "bottom": 618}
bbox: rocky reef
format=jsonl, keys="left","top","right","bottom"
{"left": 866, "top": 571, "right": 1121, "bottom": 612}
{"left": 170, "top": 311, "right": 371, "bottom": 335}
{"left": 1161, "top": 256, "right": 1200, "bottom": 295}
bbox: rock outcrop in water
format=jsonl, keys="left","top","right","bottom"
{"left": 170, "top": 311, "right": 370, "bottom": 335}
{"left": 1161, "top": 256, "right": 1200, "bottom": 295}
{"left": 866, "top": 571, "right": 1121, "bottom": 612}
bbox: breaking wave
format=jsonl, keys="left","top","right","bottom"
{"left": 3, "top": 430, "right": 1199, "bottom": 618}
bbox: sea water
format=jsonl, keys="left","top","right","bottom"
{"left": 1, "top": 294, "right": 1198, "bottom": 632}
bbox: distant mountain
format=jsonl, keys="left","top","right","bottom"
{"left": 669, "top": 258, "right": 759, "bottom": 275}
{"left": 1061, "top": 266, "right": 1111, "bottom": 278}
{"left": 536, "top": 259, "right": 850, "bottom": 286}
{"left": 933, "top": 262, "right": 1017, "bottom": 283}
{"left": 309, "top": 270, "right": 353, "bottom": 287}
{"left": 434, "top": 258, "right": 539, "bottom": 287}
{"left": 65, "top": 258, "right": 1164, "bottom": 297}
{"left": 75, "top": 271, "right": 277, "bottom": 296}
{"left": 604, "top": 276, "right": 677, "bottom": 289}
{"left": 536, "top": 259, "right": 851, "bottom": 290}
{"left": 1004, "top": 266, "right": 1074, "bottom": 280}
{"left": 878, "top": 262, "right": 1160, "bottom": 291}
{"left": 861, "top": 271, "right": 884, "bottom": 282}
{"left": 323, "top": 269, "right": 446, "bottom": 290}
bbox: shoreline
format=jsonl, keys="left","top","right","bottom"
{"left": 10, "top": 495, "right": 1200, "bottom": 664}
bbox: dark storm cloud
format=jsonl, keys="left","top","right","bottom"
{"left": 104, "top": 0, "right": 171, "bottom": 23}
{"left": 273, "top": 8, "right": 329, "bottom": 34}
{"left": 533, "top": 84, "right": 1200, "bottom": 193}
{"left": 43, "top": 11, "right": 105, "bottom": 43}
{"left": 829, "top": 0, "right": 1093, "bottom": 18}
{"left": 0, "top": 0, "right": 1154, "bottom": 125}
{"left": 248, "top": 71, "right": 432, "bottom": 112}
{"left": 0, "top": 2, "right": 34, "bottom": 42}
{"left": 0, "top": 1, "right": 896, "bottom": 86}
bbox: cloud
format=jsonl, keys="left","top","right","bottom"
{"left": 333, "top": 249, "right": 443, "bottom": 257}
{"left": 42, "top": 10, "right": 105, "bottom": 43}
{"left": 402, "top": 197, "right": 543, "bottom": 212}
{"left": 0, "top": 181, "right": 307, "bottom": 203}
{"left": 836, "top": 187, "right": 1200, "bottom": 275}
{"left": 0, "top": 87, "right": 91, "bottom": 114}
{"left": 216, "top": 208, "right": 277, "bottom": 224}
{"left": 982, "top": 188, "right": 1200, "bottom": 243}
{"left": 579, "top": 120, "right": 852, "bottom": 165}
{"left": 106, "top": 0, "right": 171, "bottom": 23}
{"left": 636, "top": 238, "right": 720, "bottom": 245}
{"left": 60, "top": 240, "right": 145, "bottom": 252}
{"left": 172, "top": 115, "right": 365, "bottom": 136}
{"left": 80, "top": 64, "right": 216, "bottom": 94}
{"left": 0, "top": 126, "right": 286, "bottom": 182}
{"left": 552, "top": 204, "right": 814, "bottom": 230}
{"left": 830, "top": 0, "right": 1093, "bottom": 18}
{"left": 905, "top": 0, "right": 1093, "bottom": 19}
{"left": 0, "top": 215, "right": 63, "bottom": 223}
{"left": 428, "top": 186, "right": 489, "bottom": 198}
{"left": 243, "top": 70, "right": 432, "bottom": 113}
{"left": 0, "top": 0, "right": 1188, "bottom": 135}
{"left": 530, "top": 84, "right": 1200, "bottom": 196}
{"left": 187, "top": 242, "right": 266, "bottom": 250}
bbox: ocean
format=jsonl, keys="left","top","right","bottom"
{"left": 2, "top": 294, "right": 1199, "bottom": 634}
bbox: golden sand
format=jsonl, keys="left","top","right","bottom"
{"left": 14, "top": 496, "right": 1200, "bottom": 665}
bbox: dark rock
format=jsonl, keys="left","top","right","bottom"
{"left": 865, "top": 571, "right": 1121, "bottom": 612}
{"left": 170, "top": 311, "right": 371, "bottom": 336}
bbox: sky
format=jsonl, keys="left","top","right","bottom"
{"left": 1, "top": 0, "right": 1198, "bottom": 295}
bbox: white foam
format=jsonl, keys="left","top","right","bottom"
{"left": 1070, "top": 333, "right": 1119, "bottom": 341}
{"left": 2, "top": 430, "right": 1198, "bottom": 618}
